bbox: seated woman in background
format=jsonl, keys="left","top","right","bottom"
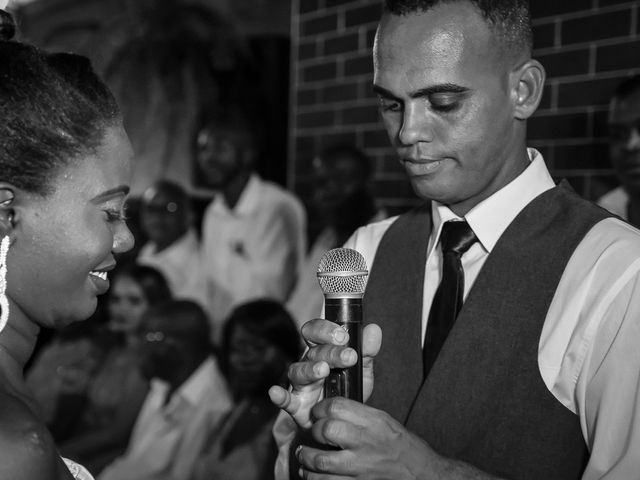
{"left": 192, "top": 299, "right": 303, "bottom": 480}
{"left": 49, "top": 263, "right": 171, "bottom": 474}
{"left": 0, "top": 7, "right": 135, "bottom": 479}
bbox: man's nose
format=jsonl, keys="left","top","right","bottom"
{"left": 398, "top": 103, "right": 434, "bottom": 146}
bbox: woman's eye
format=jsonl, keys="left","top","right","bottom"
{"left": 104, "top": 208, "right": 127, "bottom": 223}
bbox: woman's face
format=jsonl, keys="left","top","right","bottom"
{"left": 107, "top": 275, "right": 149, "bottom": 334}
{"left": 6, "top": 125, "right": 134, "bottom": 328}
{"left": 228, "top": 325, "right": 289, "bottom": 397}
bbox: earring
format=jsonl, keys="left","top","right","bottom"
{"left": 0, "top": 235, "right": 9, "bottom": 333}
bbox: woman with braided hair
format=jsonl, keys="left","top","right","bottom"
{"left": 0, "top": 6, "right": 134, "bottom": 479}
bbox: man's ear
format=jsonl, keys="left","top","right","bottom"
{"left": 512, "top": 59, "right": 546, "bottom": 120}
{"left": 0, "top": 185, "right": 16, "bottom": 238}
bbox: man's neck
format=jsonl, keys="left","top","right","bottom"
{"left": 222, "top": 170, "right": 252, "bottom": 210}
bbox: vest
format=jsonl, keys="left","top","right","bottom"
{"left": 364, "top": 181, "right": 610, "bottom": 479}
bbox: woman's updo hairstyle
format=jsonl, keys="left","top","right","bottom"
{"left": 0, "top": 8, "right": 120, "bottom": 195}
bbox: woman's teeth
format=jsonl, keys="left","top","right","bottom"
{"left": 90, "top": 271, "right": 108, "bottom": 281}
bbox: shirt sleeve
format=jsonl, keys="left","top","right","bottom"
{"left": 578, "top": 260, "right": 640, "bottom": 479}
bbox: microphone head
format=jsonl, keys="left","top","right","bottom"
{"left": 317, "top": 247, "right": 369, "bottom": 298}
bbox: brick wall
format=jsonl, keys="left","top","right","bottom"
{"left": 289, "top": 0, "right": 640, "bottom": 214}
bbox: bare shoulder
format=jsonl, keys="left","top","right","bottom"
{"left": 0, "top": 391, "right": 70, "bottom": 480}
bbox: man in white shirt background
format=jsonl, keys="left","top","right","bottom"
{"left": 136, "top": 180, "right": 207, "bottom": 309}
{"left": 99, "top": 299, "right": 231, "bottom": 480}
{"left": 597, "top": 75, "right": 640, "bottom": 227}
{"left": 269, "top": 1, "right": 640, "bottom": 479}
{"left": 195, "top": 107, "right": 306, "bottom": 343}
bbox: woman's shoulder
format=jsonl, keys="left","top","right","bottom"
{"left": 0, "top": 390, "right": 66, "bottom": 479}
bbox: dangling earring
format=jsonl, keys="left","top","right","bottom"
{"left": 0, "top": 235, "right": 9, "bottom": 333}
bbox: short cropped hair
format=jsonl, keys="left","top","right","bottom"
{"left": 320, "top": 144, "right": 373, "bottom": 182}
{"left": 383, "top": 0, "right": 533, "bottom": 59}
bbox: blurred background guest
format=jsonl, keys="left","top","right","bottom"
{"left": 196, "top": 107, "right": 306, "bottom": 342}
{"left": 598, "top": 75, "right": 640, "bottom": 227}
{"left": 192, "top": 299, "right": 302, "bottom": 480}
{"left": 43, "top": 263, "right": 172, "bottom": 474}
{"left": 99, "top": 299, "right": 231, "bottom": 480}
{"left": 287, "top": 144, "right": 384, "bottom": 329}
{"left": 137, "top": 179, "right": 208, "bottom": 308}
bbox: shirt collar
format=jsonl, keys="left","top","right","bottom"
{"left": 430, "top": 148, "right": 555, "bottom": 255}
{"left": 153, "top": 356, "right": 218, "bottom": 412}
{"left": 212, "top": 173, "right": 261, "bottom": 216}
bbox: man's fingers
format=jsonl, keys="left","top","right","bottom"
{"left": 306, "top": 344, "right": 357, "bottom": 368}
{"left": 302, "top": 318, "right": 351, "bottom": 347}
{"left": 362, "top": 323, "right": 382, "bottom": 358}
{"left": 288, "top": 359, "right": 330, "bottom": 386}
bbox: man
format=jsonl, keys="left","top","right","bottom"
{"left": 137, "top": 180, "right": 207, "bottom": 307}
{"left": 286, "top": 144, "right": 383, "bottom": 329}
{"left": 598, "top": 75, "right": 640, "bottom": 226}
{"left": 99, "top": 300, "right": 232, "bottom": 480}
{"left": 196, "top": 107, "right": 306, "bottom": 341}
{"left": 270, "top": 1, "right": 640, "bottom": 479}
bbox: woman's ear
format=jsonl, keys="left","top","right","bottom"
{"left": 0, "top": 186, "right": 16, "bottom": 238}
{"left": 511, "top": 59, "right": 546, "bottom": 120}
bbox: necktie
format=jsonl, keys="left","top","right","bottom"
{"left": 423, "top": 220, "right": 478, "bottom": 379}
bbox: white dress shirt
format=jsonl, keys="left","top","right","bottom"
{"left": 137, "top": 228, "right": 208, "bottom": 309}
{"left": 99, "top": 357, "right": 232, "bottom": 480}
{"left": 201, "top": 174, "right": 306, "bottom": 339}
{"left": 274, "top": 149, "right": 640, "bottom": 480}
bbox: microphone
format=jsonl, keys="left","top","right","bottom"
{"left": 317, "top": 247, "right": 369, "bottom": 402}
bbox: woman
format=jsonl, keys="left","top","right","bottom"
{"left": 192, "top": 299, "right": 302, "bottom": 480}
{"left": 57, "top": 264, "right": 171, "bottom": 473}
{"left": 1, "top": 7, "right": 134, "bottom": 480}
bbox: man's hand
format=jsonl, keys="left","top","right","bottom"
{"left": 268, "top": 319, "right": 382, "bottom": 429}
{"left": 295, "top": 397, "right": 441, "bottom": 479}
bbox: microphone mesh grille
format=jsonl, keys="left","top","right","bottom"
{"left": 317, "top": 247, "right": 368, "bottom": 295}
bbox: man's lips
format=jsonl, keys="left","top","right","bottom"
{"left": 402, "top": 157, "right": 446, "bottom": 175}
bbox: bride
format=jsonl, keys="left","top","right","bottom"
{"left": 0, "top": 5, "right": 134, "bottom": 479}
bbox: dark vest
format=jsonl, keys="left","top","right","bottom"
{"left": 364, "top": 182, "right": 610, "bottom": 479}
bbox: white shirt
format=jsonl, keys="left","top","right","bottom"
{"left": 597, "top": 186, "right": 628, "bottom": 220}
{"left": 274, "top": 149, "right": 640, "bottom": 480}
{"left": 99, "top": 357, "right": 232, "bottom": 480}
{"left": 201, "top": 174, "right": 306, "bottom": 338}
{"left": 137, "top": 228, "right": 208, "bottom": 308}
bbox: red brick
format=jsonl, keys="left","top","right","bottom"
{"left": 553, "top": 143, "right": 610, "bottom": 170}
{"left": 319, "top": 132, "right": 358, "bottom": 149}
{"left": 528, "top": 112, "right": 589, "bottom": 140}
{"left": 297, "top": 87, "right": 318, "bottom": 107}
{"left": 302, "top": 61, "right": 338, "bottom": 82}
{"left": 342, "top": 104, "right": 379, "bottom": 125}
{"left": 326, "top": 0, "right": 360, "bottom": 8}
{"left": 324, "top": 32, "right": 359, "bottom": 55}
{"left": 344, "top": 54, "right": 373, "bottom": 76}
{"left": 301, "top": 13, "right": 338, "bottom": 37}
{"left": 345, "top": 3, "right": 382, "bottom": 27}
{"left": 298, "top": 40, "right": 318, "bottom": 61}
{"left": 539, "top": 84, "right": 553, "bottom": 110}
{"left": 297, "top": 110, "right": 336, "bottom": 128}
{"left": 537, "top": 48, "right": 589, "bottom": 78}
{"left": 322, "top": 81, "right": 359, "bottom": 102}
{"left": 533, "top": 22, "right": 556, "bottom": 50}
{"left": 299, "top": 0, "right": 321, "bottom": 14}
{"left": 561, "top": 9, "right": 632, "bottom": 45}
{"left": 592, "top": 110, "right": 611, "bottom": 138}
{"left": 557, "top": 77, "right": 623, "bottom": 108}
{"left": 596, "top": 40, "right": 640, "bottom": 72}
{"left": 363, "top": 128, "right": 391, "bottom": 148}
{"left": 530, "top": 0, "right": 595, "bottom": 19}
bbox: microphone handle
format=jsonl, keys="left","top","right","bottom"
{"left": 323, "top": 297, "right": 363, "bottom": 402}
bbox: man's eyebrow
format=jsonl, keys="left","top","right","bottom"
{"left": 91, "top": 185, "right": 130, "bottom": 202}
{"left": 373, "top": 83, "right": 469, "bottom": 99}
